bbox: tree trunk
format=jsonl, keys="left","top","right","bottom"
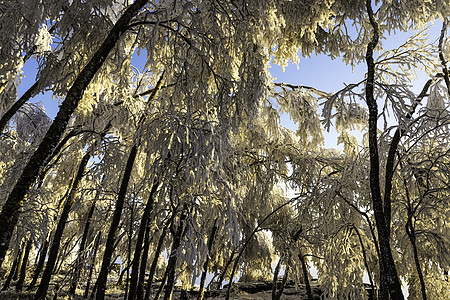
{"left": 406, "top": 217, "right": 427, "bottom": 300}
{"left": 144, "top": 219, "right": 170, "bottom": 300}
{"left": 69, "top": 191, "right": 99, "bottom": 295}
{"left": 124, "top": 200, "right": 135, "bottom": 300}
{"left": 16, "top": 239, "right": 32, "bottom": 291}
{"left": 272, "top": 256, "right": 282, "bottom": 300}
{"left": 135, "top": 211, "right": 155, "bottom": 300}
{"left": 84, "top": 233, "right": 102, "bottom": 300}
{"left": 128, "top": 179, "right": 159, "bottom": 300}
{"left": 27, "top": 239, "right": 49, "bottom": 291}
{"left": 163, "top": 208, "right": 188, "bottom": 300}
{"left": 365, "top": 1, "right": 404, "bottom": 298}
{"left": 198, "top": 219, "right": 218, "bottom": 300}
{"left": 34, "top": 149, "right": 92, "bottom": 300}
{"left": 2, "top": 242, "right": 24, "bottom": 290}
{"left": 216, "top": 250, "right": 235, "bottom": 290}
{"left": 95, "top": 144, "right": 138, "bottom": 300}
{"left": 272, "top": 259, "right": 289, "bottom": 300}
{"left": 116, "top": 263, "right": 130, "bottom": 287}
{"left": 298, "top": 252, "right": 313, "bottom": 300}
{"left": 0, "top": 0, "right": 150, "bottom": 269}
{"left": 13, "top": 241, "right": 26, "bottom": 282}
{"left": 0, "top": 81, "right": 39, "bottom": 133}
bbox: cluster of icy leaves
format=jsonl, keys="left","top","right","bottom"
{"left": 278, "top": 89, "right": 324, "bottom": 149}
{"left": 14, "top": 102, "right": 52, "bottom": 145}
{"left": 335, "top": 101, "right": 368, "bottom": 132}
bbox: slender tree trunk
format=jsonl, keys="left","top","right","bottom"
{"left": 13, "top": 241, "right": 26, "bottom": 282}
{"left": 0, "top": 81, "right": 39, "bottom": 133}
{"left": 124, "top": 200, "right": 135, "bottom": 300}
{"left": 353, "top": 226, "right": 375, "bottom": 299}
{"left": 16, "top": 239, "right": 32, "bottom": 291}
{"left": 95, "top": 144, "right": 138, "bottom": 300}
{"left": 365, "top": 1, "right": 404, "bottom": 298}
{"left": 198, "top": 219, "right": 218, "bottom": 300}
{"left": 163, "top": 208, "right": 188, "bottom": 300}
{"left": 298, "top": 252, "right": 313, "bottom": 300}
{"left": 117, "top": 263, "right": 130, "bottom": 287}
{"left": 34, "top": 149, "right": 92, "bottom": 300}
{"left": 406, "top": 217, "right": 427, "bottom": 300}
{"left": 128, "top": 180, "right": 159, "bottom": 300}
{"left": 135, "top": 212, "right": 155, "bottom": 300}
{"left": 2, "top": 243, "right": 24, "bottom": 290}
{"left": 55, "top": 232, "right": 79, "bottom": 274}
{"left": 144, "top": 220, "right": 170, "bottom": 300}
{"left": 0, "top": 0, "right": 150, "bottom": 269}
{"left": 84, "top": 233, "right": 102, "bottom": 300}
{"left": 69, "top": 192, "right": 100, "bottom": 295}
{"left": 225, "top": 199, "right": 296, "bottom": 300}
{"left": 216, "top": 250, "right": 235, "bottom": 290}
{"left": 272, "top": 256, "right": 282, "bottom": 300}
{"left": 27, "top": 239, "right": 49, "bottom": 291}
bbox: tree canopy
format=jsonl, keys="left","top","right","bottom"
{"left": 0, "top": 0, "right": 449, "bottom": 299}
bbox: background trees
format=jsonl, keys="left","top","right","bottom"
{"left": 0, "top": 0, "right": 449, "bottom": 299}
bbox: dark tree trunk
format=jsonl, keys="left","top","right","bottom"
{"left": 34, "top": 150, "right": 92, "bottom": 300}
{"left": 0, "top": 81, "right": 39, "bottom": 133}
{"left": 13, "top": 241, "right": 26, "bottom": 282}
{"left": 216, "top": 250, "right": 235, "bottom": 290}
{"left": 128, "top": 180, "right": 159, "bottom": 300}
{"left": 225, "top": 199, "right": 296, "bottom": 300}
{"left": 272, "top": 262, "right": 289, "bottom": 300}
{"left": 116, "top": 263, "right": 130, "bottom": 287}
{"left": 16, "top": 239, "right": 32, "bottom": 291}
{"left": 144, "top": 219, "right": 170, "bottom": 300}
{"left": 0, "top": 0, "right": 150, "bottom": 269}
{"left": 365, "top": 1, "right": 404, "bottom": 298}
{"left": 271, "top": 256, "right": 282, "bottom": 300}
{"left": 353, "top": 226, "right": 375, "bottom": 299}
{"left": 69, "top": 192, "right": 100, "bottom": 295}
{"left": 298, "top": 252, "right": 313, "bottom": 300}
{"left": 95, "top": 144, "right": 138, "bottom": 300}
{"left": 198, "top": 219, "right": 218, "bottom": 300}
{"left": 406, "top": 217, "right": 427, "bottom": 300}
{"left": 163, "top": 208, "right": 188, "bottom": 300}
{"left": 135, "top": 211, "right": 155, "bottom": 300}
{"left": 2, "top": 242, "right": 24, "bottom": 290}
{"left": 27, "top": 239, "right": 49, "bottom": 291}
{"left": 84, "top": 233, "right": 102, "bottom": 299}
{"left": 124, "top": 200, "right": 135, "bottom": 300}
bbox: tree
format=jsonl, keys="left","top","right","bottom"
{"left": 1, "top": 1, "right": 450, "bottom": 299}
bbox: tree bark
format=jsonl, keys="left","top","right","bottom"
{"left": 298, "top": 252, "right": 313, "bottom": 300}
{"left": 135, "top": 209, "right": 156, "bottom": 300}
{"left": 128, "top": 179, "right": 159, "bottom": 300}
{"left": 198, "top": 219, "right": 218, "bottom": 300}
{"left": 365, "top": 1, "right": 404, "bottom": 299}
{"left": 0, "top": 0, "right": 150, "bottom": 269}
{"left": 69, "top": 191, "right": 100, "bottom": 295}
{"left": 144, "top": 219, "right": 170, "bottom": 300}
{"left": 15, "top": 239, "right": 32, "bottom": 291}
{"left": 2, "top": 242, "right": 24, "bottom": 290}
{"left": 406, "top": 218, "right": 427, "bottom": 300}
{"left": 84, "top": 233, "right": 102, "bottom": 300}
{"left": 34, "top": 149, "right": 92, "bottom": 300}
{"left": 27, "top": 239, "right": 49, "bottom": 291}
{"left": 95, "top": 144, "right": 138, "bottom": 300}
{"left": 163, "top": 207, "right": 188, "bottom": 300}
{"left": 0, "top": 81, "right": 39, "bottom": 134}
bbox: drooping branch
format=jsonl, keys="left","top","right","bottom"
{"left": 0, "top": 0, "right": 151, "bottom": 269}
{"left": 383, "top": 78, "right": 433, "bottom": 235}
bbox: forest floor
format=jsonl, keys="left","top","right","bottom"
{"left": 0, "top": 278, "right": 324, "bottom": 299}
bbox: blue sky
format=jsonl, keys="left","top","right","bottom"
{"left": 16, "top": 21, "right": 442, "bottom": 150}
